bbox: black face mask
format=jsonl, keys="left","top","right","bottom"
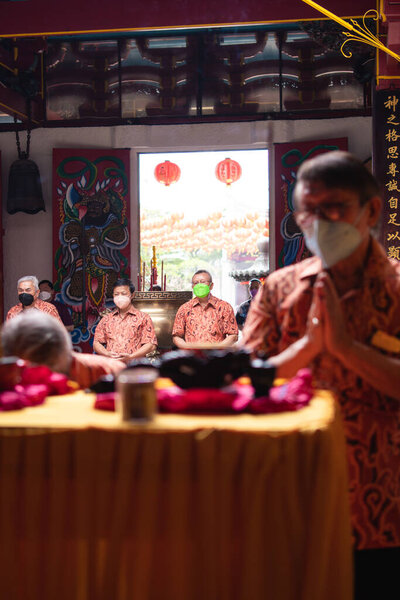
{"left": 18, "top": 293, "right": 34, "bottom": 307}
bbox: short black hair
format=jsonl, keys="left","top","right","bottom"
{"left": 192, "top": 269, "right": 212, "bottom": 282}
{"left": 39, "top": 279, "right": 54, "bottom": 289}
{"left": 113, "top": 278, "right": 135, "bottom": 293}
{"left": 294, "top": 151, "right": 380, "bottom": 207}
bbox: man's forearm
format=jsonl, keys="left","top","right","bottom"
{"left": 129, "top": 343, "right": 156, "bottom": 359}
{"left": 93, "top": 340, "right": 110, "bottom": 357}
{"left": 172, "top": 336, "right": 190, "bottom": 349}
{"left": 219, "top": 334, "right": 238, "bottom": 347}
{"left": 334, "top": 339, "right": 400, "bottom": 401}
{"left": 268, "top": 335, "right": 320, "bottom": 378}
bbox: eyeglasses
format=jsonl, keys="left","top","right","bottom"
{"left": 192, "top": 280, "right": 211, "bottom": 286}
{"left": 295, "top": 201, "right": 360, "bottom": 225}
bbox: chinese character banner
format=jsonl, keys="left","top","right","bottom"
{"left": 52, "top": 148, "right": 131, "bottom": 351}
{"left": 374, "top": 90, "right": 400, "bottom": 261}
{"left": 0, "top": 151, "right": 3, "bottom": 322}
{"left": 274, "top": 138, "right": 348, "bottom": 268}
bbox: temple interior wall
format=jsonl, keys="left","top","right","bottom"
{"left": 0, "top": 116, "right": 372, "bottom": 318}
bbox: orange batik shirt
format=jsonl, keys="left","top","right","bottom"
{"left": 172, "top": 295, "right": 238, "bottom": 343}
{"left": 7, "top": 298, "right": 63, "bottom": 323}
{"left": 94, "top": 305, "right": 157, "bottom": 355}
{"left": 243, "top": 237, "right": 400, "bottom": 550}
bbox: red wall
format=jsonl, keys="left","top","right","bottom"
{"left": 0, "top": 0, "right": 375, "bottom": 37}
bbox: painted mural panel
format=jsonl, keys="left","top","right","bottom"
{"left": 52, "top": 149, "right": 130, "bottom": 351}
{"left": 274, "top": 137, "right": 348, "bottom": 268}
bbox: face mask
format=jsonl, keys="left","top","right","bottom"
{"left": 193, "top": 283, "right": 210, "bottom": 298}
{"left": 303, "top": 208, "right": 365, "bottom": 268}
{"left": 114, "top": 295, "right": 131, "bottom": 310}
{"left": 249, "top": 288, "right": 259, "bottom": 299}
{"left": 39, "top": 291, "right": 52, "bottom": 301}
{"left": 18, "top": 293, "right": 34, "bottom": 307}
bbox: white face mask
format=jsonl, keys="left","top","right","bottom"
{"left": 39, "top": 291, "right": 52, "bottom": 301}
{"left": 114, "top": 295, "right": 131, "bottom": 310}
{"left": 303, "top": 208, "right": 365, "bottom": 268}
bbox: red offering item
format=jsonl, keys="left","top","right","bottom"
{"left": 0, "top": 363, "right": 76, "bottom": 411}
{"left": 0, "top": 357, "right": 26, "bottom": 391}
{"left": 94, "top": 369, "right": 314, "bottom": 415}
{"left": 94, "top": 392, "right": 116, "bottom": 411}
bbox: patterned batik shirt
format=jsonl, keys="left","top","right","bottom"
{"left": 242, "top": 237, "right": 400, "bottom": 550}
{"left": 7, "top": 298, "right": 63, "bottom": 323}
{"left": 94, "top": 305, "right": 157, "bottom": 354}
{"left": 172, "top": 294, "right": 238, "bottom": 343}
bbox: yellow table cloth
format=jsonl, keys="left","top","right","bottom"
{"left": 0, "top": 389, "right": 352, "bottom": 600}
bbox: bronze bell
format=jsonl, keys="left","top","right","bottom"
{"left": 7, "top": 151, "right": 45, "bottom": 215}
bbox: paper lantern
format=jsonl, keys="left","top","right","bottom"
{"left": 154, "top": 160, "right": 181, "bottom": 186}
{"left": 215, "top": 158, "right": 242, "bottom": 186}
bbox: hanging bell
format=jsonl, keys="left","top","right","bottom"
{"left": 7, "top": 151, "right": 45, "bottom": 215}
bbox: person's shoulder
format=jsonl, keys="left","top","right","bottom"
{"left": 369, "top": 238, "right": 400, "bottom": 283}
{"left": 134, "top": 307, "right": 153, "bottom": 320}
{"left": 6, "top": 304, "right": 20, "bottom": 319}
{"left": 239, "top": 298, "right": 251, "bottom": 308}
{"left": 212, "top": 295, "right": 234, "bottom": 310}
{"left": 178, "top": 298, "right": 195, "bottom": 311}
{"left": 266, "top": 256, "right": 318, "bottom": 287}
{"left": 99, "top": 308, "right": 117, "bottom": 321}
{"left": 37, "top": 298, "right": 59, "bottom": 315}
{"left": 237, "top": 299, "right": 251, "bottom": 311}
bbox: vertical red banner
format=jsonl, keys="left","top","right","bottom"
{"left": 52, "top": 148, "right": 131, "bottom": 351}
{"left": 0, "top": 151, "right": 3, "bottom": 323}
{"left": 274, "top": 138, "right": 348, "bottom": 268}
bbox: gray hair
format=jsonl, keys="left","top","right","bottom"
{"left": 17, "top": 275, "right": 39, "bottom": 291}
{"left": 1, "top": 310, "right": 72, "bottom": 374}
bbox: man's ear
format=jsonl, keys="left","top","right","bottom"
{"left": 210, "top": 282, "right": 214, "bottom": 290}
{"left": 367, "top": 195, "right": 382, "bottom": 227}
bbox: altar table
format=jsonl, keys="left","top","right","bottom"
{"left": 0, "top": 390, "right": 352, "bottom": 600}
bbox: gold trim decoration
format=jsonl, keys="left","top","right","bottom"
{"left": 301, "top": 0, "right": 400, "bottom": 62}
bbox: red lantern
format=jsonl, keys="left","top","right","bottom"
{"left": 154, "top": 160, "right": 181, "bottom": 186}
{"left": 215, "top": 158, "right": 242, "bottom": 186}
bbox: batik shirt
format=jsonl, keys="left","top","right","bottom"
{"left": 172, "top": 294, "right": 238, "bottom": 343}
{"left": 7, "top": 298, "right": 63, "bottom": 323}
{"left": 242, "top": 237, "right": 400, "bottom": 550}
{"left": 94, "top": 305, "right": 157, "bottom": 355}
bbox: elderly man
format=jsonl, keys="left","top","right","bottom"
{"left": 1, "top": 310, "right": 125, "bottom": 389}
{"left": 93, "top": 278, "right": 157, "bottom": 363}
{"left": 172, "top": 269, "right": 238, "bottom": 349}
{"left": 242, "top": 151, "right": 400, "bottom": 599}
{"left": 7, "top": 275, "right": 63, "bottom": 323}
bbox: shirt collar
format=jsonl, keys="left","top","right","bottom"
{"left": 111, "top": 304, "right": 137, "bottom": 316}
{"left": 192, "top": 293, "right": 217, "bottom": 307}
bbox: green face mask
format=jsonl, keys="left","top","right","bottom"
{"left": 193, "top": 283, "right": 210, "bottom": 298}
